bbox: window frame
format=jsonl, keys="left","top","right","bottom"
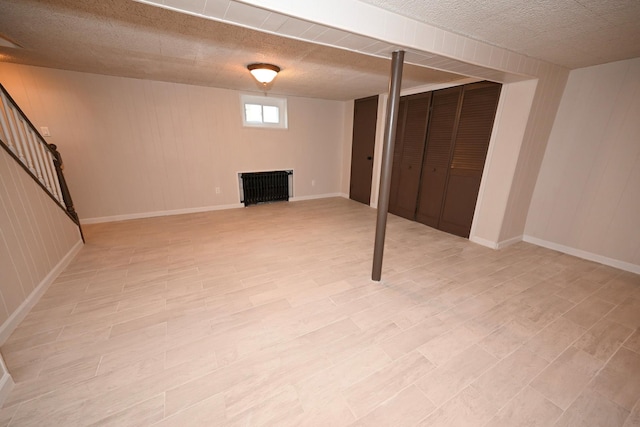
{"left": 240, "top": 94, "right": 288, "bottom": 129}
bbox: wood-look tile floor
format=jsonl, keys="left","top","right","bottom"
{"left": 1, "top": 197, "right": 639, "bottom": 426}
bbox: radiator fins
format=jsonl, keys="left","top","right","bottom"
{"left": 241, "top": 171, "right": 291, "bottom": 206}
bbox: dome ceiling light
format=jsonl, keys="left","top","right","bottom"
{"left": 247, "top": 63, "right": 280, "bottom": 85}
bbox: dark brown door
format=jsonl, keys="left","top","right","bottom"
{"left": 349, "top": 96, "right": 378, "bottom": 205}
{"left": 388, "top": 92, "right": 431, "bottom": 220}
{"left": 439, "top": 82, "right": 501, "bottom": 237}
{"left": 388, "top": 81, "right": 501, "bottom": 238}
{"left": 415, "top": 87, "right": 462, "bottom": 227}
{"left": 389, "top": 98, "right": 407, "bottom": 216}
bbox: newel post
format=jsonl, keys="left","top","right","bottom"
{"left": 49, "top": 144, "right": 84, "bottom": 241}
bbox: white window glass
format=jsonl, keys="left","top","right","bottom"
{"left": 263, "top": 106, "right": 280, "bottom": 123}
{"left": 240, "top": 94, "right": 288, "bottom": 129}
{"left": 245, "top": 104, "right": 263, "bottom": 123}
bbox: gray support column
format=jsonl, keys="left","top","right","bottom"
{"left": 372, "top": 50, "right": 404, "bottom": 281}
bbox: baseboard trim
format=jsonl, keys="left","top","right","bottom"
{"left": 81, "top": 203, "right": 245, "bottom": 224}
{"left": 469, "top": 235, "right": 522, "bottom": 249}
{"left": 523, "top": 235, "right": 640, "bottom": 274}
{"left": 497, "top": 235, "right": 523, "bottom": 249}
{"left": 0, "top": 239, "right": 83, "bottom": 345}
{"left": 469, "top": 236, "right": 499, "bottom": 249}
{"left": 81, "top": 196, "right": 351, "bottom": 224}
{"left": 290, "top": 193, "right": 343, "bottom": 202}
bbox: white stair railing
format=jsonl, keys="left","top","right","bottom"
{"left": 0, "top": 88, "right": 64, "bottom": 206}
{"left": 0, "top": 84, "right": 82, "bottom": 243}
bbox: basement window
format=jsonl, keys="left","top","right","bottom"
{"left": 241, "top": 94, "right": 288, "bottom": 129}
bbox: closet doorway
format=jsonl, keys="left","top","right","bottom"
{"left": 389, "top": 81, "right": 502, "bottom": 238}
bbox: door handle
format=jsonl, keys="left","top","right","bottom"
{"left": 367, "top": 156, "right": 372, "bottom": 160}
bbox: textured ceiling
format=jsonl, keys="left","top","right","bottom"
{"left": 2, "top": 0, "right": 636, "bottom": 101}
{"left": 358, "top": 0, "right": 640, "bottom": 69}
{"left": 0, "top": 0, "right": 464, "bottom": 101}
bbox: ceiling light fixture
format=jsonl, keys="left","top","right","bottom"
{"left": 247, "top": 63, "right": 280, "bottom": 85}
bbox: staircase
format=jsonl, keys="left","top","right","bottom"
{"left": 0, "top": 83, "right": 83, "bottom": 240}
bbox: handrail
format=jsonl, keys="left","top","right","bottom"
{"left": 0, "top": 83, "right": 84, "bottom": 242}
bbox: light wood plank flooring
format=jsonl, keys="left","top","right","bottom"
{"left": 1, "top": 197, "right": 639, "bottom": 426}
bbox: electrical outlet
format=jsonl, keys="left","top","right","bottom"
{"left": 215, "top": 187, "right": 221, "bottom": 194}
{"left": 40, "top": 126, "right": 50, "bottom": 137}
{"left": 311, "top": 180, "right": 316, "bottom": 187}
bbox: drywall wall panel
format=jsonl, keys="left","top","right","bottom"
{"left": 470, "top": 79, "right": 537, "bottom": 247}
{"left": 0, "top": 146, "right": 82, "bottom": 341}
{"left": 526, "top": 58, "right": 640, "bottom": 269}
{"left": 498, "top": 65, "right": 570, "bottom": 241}
{"left": 341, "top": 100, "right": 354, "bottom": 197}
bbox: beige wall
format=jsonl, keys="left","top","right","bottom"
{"left": 341, "top": 100, "right": 354, "bottom": 196}
{"left": 525, "top": 58, "right": 640, "bottom": 271}
{"left": 470, "top": 79, "right": 538, "bottom": 247}
{"left": 497, "top": 67, "right": 570, "bottom": 242}
{"left": 0, "top": 63, "right": 349, "bottom": 222}
{"left": 0, "top": 146, "right": 82, "bottom": 342}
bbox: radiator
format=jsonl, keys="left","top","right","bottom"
{"left": 240, "top": 170, "right": 292, "bottom": 206}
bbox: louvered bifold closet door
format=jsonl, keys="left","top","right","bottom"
{"left": 439, "top": 82, "right": 501, "bottom": 237}
{"left": 415, "top": 86, "right": 462, "bottom": 228}
{"left": 388, "top": 92, "right": 432, "bottom": 220}
{"left": 389, "top": 98, "right": 408, "bottom": 216}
